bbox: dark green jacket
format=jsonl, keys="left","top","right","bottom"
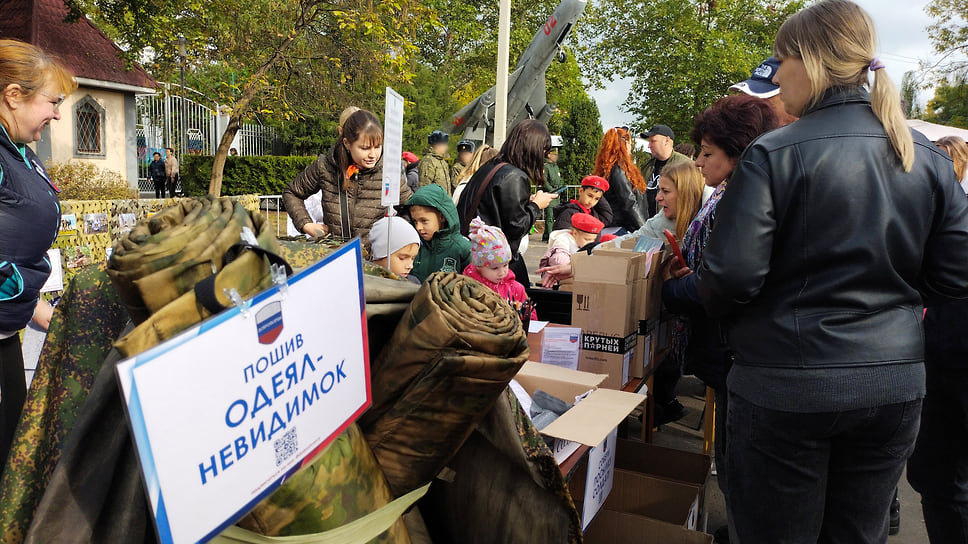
{"left": 402, "top": 184, "right": 471, "bottom": 282}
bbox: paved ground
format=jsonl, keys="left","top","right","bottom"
{"left": 521, "top": 230, "right": 929, "bottom": 543}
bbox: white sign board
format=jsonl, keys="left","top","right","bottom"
{"left": 581, "top": 427, "right": 617, "bottom": 530}
{"left": 117, "top": 240, "right": 371, "bottom": 544}
{"left": 381, "top": 86, "right": 405, "bottom": 206}
{"left": 40, "top": 248, "right": 63, "bottom": 293}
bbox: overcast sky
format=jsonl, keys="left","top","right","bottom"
{"left": 589, "top": 0, "right": 941, "bottom": 130}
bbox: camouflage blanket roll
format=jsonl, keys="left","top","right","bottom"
{"left": 419, "top": 389, "right": 582, "bottom": 544}
{"left": 21, "top": 199, "right": 409, "bottom": 543}
{"left": 360, "top": 271, "right": 530, "bottom": 497}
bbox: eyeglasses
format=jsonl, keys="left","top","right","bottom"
{"left": 39, "top": 91, "right": 66, "bottom": 110}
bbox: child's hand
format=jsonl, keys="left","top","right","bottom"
{"left": 531, "top": 190, "right": 555, "bottom": 210}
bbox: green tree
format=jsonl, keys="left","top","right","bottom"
{"left": 577, "top": 0, "right": 804, "bottom": 138}
{"left": 926, "top": 0, "right": 968, "bottom": 73}
{"left": 399, "top": 64, "right": 461, "bottom": 155}
{"left": 901, "top": 70, "right": 924, "bottom": 119}
{"left": 557, "top": 93, "right": 603, "bottom": 185}
{"left": 924, "top": 70, "right": 968, "bottom": 129}
{"left": 68, "top": 0, "right": 429, "bottom": 195}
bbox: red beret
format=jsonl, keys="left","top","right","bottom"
{"left": 571, "top": 213, "right": 604, "bottom": 234}
{"left": 402, "top": 151, "right": 419, "bottom": 164}
{"left": 581, "top": 175, "right": 609, "bottom": 192}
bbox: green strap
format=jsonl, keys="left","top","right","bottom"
{"left": 209, "top": 483, "right": 430, "bottom": 544}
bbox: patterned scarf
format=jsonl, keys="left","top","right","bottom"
{"left": 673, "top": 180, "right": 728, "bottom": 367}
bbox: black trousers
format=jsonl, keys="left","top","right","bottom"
{"left": 510, "top": 252, "right": 530, "bottom": 289}
{"left": 152, "top": 177, "right": 166, "bottom": 199}
{"left": 0, "top": 335, "right": 26, "bottom": 469}
{"left": 908, "top": 366, "right": 968, "bottom": 543}
{"left": 166, "top": 175, "right": 178, "bottom": 198}
{"left": 728, "top": 392, "right": 920, "bottom": 543}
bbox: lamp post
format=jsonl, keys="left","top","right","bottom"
{"left": 494, "top": 0, "right": 511, "bottom": 149}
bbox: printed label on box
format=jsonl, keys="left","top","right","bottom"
{"left": 582, "top": 331, "right": 637, "bottom": 354}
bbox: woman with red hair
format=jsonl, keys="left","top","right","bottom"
{"left": 593, "top": 127, "right": 649, "bottom": 233}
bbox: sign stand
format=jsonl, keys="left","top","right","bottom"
{"left": 382, "top": 87, "right": 406, "bottom": 252}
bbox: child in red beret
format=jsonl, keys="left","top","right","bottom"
{"left": 552, "top": 175, "right": 614, "bottom": 231}
{"left": 539, "top": 212, "right": 604, "bottom": 287}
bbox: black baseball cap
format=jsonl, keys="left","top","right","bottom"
{"left": 640, "top": 125, "right": 674, "bottom": 140}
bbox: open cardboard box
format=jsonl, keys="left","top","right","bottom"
{"left": 571, "top": 467, "right": 703, "bottom": 531}
{"left": 527, "top": 322, "right": 582, "bottom": 370}
{"left": 513, "top": 362, "right": 646, "bottom": 464}
{"left": 583, "top": 510, "right": 713, "bottom": 544}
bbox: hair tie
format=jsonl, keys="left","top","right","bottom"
{"left": 869, "top": 58, "right": 886, "bottom": 72}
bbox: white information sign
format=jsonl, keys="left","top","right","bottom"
{"left": 40, "top": 248, "right": 63, "bottom": 293}
{"left": 381, "top": 86, "right": 405, "bottom": 206}
{"left": 117, "top": 240, "right": 371, "bottom": 544}
{"left": 581, "top": 427, "right": 618, "bottom": 530}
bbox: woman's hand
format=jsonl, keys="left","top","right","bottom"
{"left": 302, "top": 223, "right": 329, "bottom": 238}
{"left": 32, "top": 299, "right": 53, "bottom": 331}
{"left": 661, "top": 258, "right": 693, "bottom": 281}
{"left": 535, "top": 263, "right": 573, "bottom": 288}
{"left": 531, "top": 190, "right": 556, "bottom": 210}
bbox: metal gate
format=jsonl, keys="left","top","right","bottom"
{"left": 136, "top": 84, "right": 278, "bottom": 192}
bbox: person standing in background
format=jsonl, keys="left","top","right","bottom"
{"left": 164, "top": 146, "right": 179, "bottom": 198}
{"left": 934, "top": 136, "right": 967, "bottom": 194}
{"left": 450, "top": 140, "right": 475, "bottom": 191}
{"left": 0, "top": 39, "right": 77, "bottom": 468}
{"left": 541, "top": 140, "right": 563, "bottom": 241}
{"left": 419, "top": 130, "right": 451, "bottom": 195}
{"left": 148, "top": 151, "right": 166, "bottom": 199}
{"left": 639, "top": 124, "right": 690, "bottom": 218}
{"left": 729, "top": 56, "right": 800, "bottom": 127}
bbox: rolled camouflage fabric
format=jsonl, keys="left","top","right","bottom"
{"left": 419, "top": 389, "right": 582, "bottom": 544}
{"left": 235, "top": 424, "right": 409, "bottom": 542}
{"left": 21, "top": 200, "right": 411, "bottom": 543}
{"left": 359, "top": 271, "right": 530, "bottom": 496}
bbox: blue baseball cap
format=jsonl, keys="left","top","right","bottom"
{"left": 729, "top": 57, "right": 781, "bottom": 99}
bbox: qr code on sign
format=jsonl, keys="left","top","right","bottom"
{"left": 274, "top": 427, "right": 298, "bottom": 466}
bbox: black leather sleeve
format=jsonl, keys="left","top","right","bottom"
{"left": 605, "top": 165, "right": 648, "bottom": 231}
{"left": 919, "top": 153, "right": 968, "bottom": 304}
{"left": 697, "top": 145, "right": 775, "bottom": 318}
{"left": 489, "top": 168, "right": 540, "bottom": 252}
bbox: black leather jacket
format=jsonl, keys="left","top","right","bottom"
{"left": 698, "top": 87, "right": 968, "bottom": 370}
{"left": 456, "top": 160, "right": 539, "bottom": 255}
{"left": 603, "top": 164, "right": 649, "bottom": 232}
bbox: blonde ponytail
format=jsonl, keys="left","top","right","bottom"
{"left": 774, "top": 0, "right": 915, "bottom": 171}
{"left": 870, "top": 68, "right": 914, "bottom": 171}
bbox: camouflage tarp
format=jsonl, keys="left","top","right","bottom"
{"left": 359, "top": 272, "right": 530, "bottom": 497}
{"left": 419, "top": 389, "right": 582, "bottom": 544}
{"left": 20, "top": 199, "right": 409, "bottom": 544}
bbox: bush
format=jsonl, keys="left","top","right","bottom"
{"left": 45, "top": 160, "right": 138, "bottom": 200}
{"left": 181, "top": 155, "right": 318, "bottom": 197}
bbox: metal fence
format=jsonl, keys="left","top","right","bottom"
{"left": 136, "top": 83, "right": 279, "bottom": 192}
{"left": 259, "top": 194, "right": 285, "bottom": 237}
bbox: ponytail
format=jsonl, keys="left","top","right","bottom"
{"left": 870, "top": 68, "right": 914, "bottom": 172}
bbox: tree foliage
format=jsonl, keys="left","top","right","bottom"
{"left": 577, "top": 0, "right": 804, "bottom": 139}
{"left": 69, "top": 0, "right": 430, "bottom": 195}
{"left": 556, "top": 93, "right": 603, "bottom": 184}
{"left": 924, "top": 70, "right": 968, "bottom": 129}
{"left": 901, "top": 71, "right": 923, "bottom": 119}
{"left": 926, "top": 0, "right": 968, "bottom": 72}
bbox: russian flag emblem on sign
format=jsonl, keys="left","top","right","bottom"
{"left": 256, "top": 301, "right": 284, "bottom": 344}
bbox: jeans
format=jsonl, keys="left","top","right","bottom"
{"left": 907, "top": 366, "right": 968, "bottom": 543}
{"left": 727, "top": 392, "right": 921, "bottom": 544}
{"left": 152, "top": 178, "right": 166, "bottom": 199}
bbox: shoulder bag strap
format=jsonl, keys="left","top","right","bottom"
{"left": 461, "top": 162, "right": 509, "bottom": 235}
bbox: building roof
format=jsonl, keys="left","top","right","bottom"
{"left": 0, "top": 0, "right": 157, "bottom": 91}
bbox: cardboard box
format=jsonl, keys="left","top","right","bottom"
{"left": 578, "top": 330, "right": 636, "bottom": 389}
{"left": 513, "top": 363, "right": 646, "bottom": 529}
{"left": 572, "top": 250, "right": 647, "bottom": 284}
{"left": 527, "top": 322, "right": 582, "bottom": 369}
{"left": 513, "top": 362, "right": 646, "bottom": 465}
{"left": 571, "top": 467, "right": 703, "bottom": 531}
{"left": 615, "top": 439, "right": 712, "bottom": 532}
{"left": 632, "top": 332, "right": 654, "bottom": 379}
{"left": 583, "top": 510, "right": 713, "bottom": 544}
{"left": 571, "top": 280, "right": 640, "bottom": 337}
